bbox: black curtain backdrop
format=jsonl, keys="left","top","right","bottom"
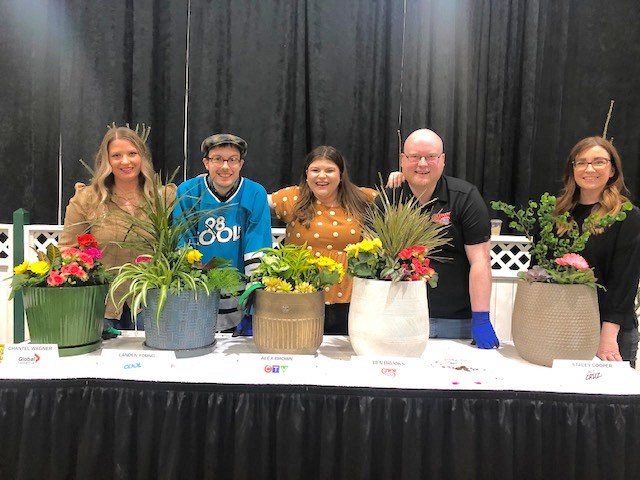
{"left": 0, "top": 0, "right": 638, "bottom": 224}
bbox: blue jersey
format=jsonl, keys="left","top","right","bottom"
{"left": 174, "top": 176, "right": 272, "bottom": 329}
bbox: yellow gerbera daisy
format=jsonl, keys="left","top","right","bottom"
{"left": 28, "top": 261, "right": 50, "bottom": 275}
{"left": 14, "top": 261, "right": 29, "bottom": 275}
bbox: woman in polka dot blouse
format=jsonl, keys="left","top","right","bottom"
{"left": 268, "top": 146, "right": 378, "bottom": 334}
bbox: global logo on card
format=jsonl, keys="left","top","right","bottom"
{"left": 264, "top": 365, "right": 289, "bottom": 373}
{"left": 432, "top": 212, "right": 451, "bottom": 225}
{"left": 18, "top": 353, "right": 40, "bottom": 365}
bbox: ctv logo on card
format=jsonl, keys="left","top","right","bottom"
{"left": 264, "top": 365, "right": 289, "bottom": 373}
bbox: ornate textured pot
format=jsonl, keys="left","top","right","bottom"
{"left": 140, "top": 289, "right": 220, "bottom": 357}
{"left": 252, "top": 290, "right": 325, "bottom": 354}
{"left": 22, "top": 284, "right": 108, "bottom": 356}
{"left": 511, "top": 280, "right": 600, "bottom": 367}
{"left": 348, "top": 277, "right": 429, "bottom": 357}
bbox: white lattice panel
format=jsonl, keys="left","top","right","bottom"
{"left": 0, "top": 224, "right": 13, "bottom": 343}
{"left": 490, "top": 234, "right": 531, "bottom": 279}
{"left": 272, "top": 227, "right": 286, "bottom": 247}
{"left": 24, "top": 225, "right": 63, "bottom": 261}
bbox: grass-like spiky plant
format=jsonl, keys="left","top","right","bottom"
{"left": 345, "top": 184, "right": 450, "bottom": 283}
{"left": 109, "top": 170, "right": 242, "bottom": 326}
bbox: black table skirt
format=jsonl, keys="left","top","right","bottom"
{"left": 0, "top": 379, "right": 639, "bottom": 480}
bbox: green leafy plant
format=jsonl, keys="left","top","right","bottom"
{"left": 345, "top": 187, "right": 450, "bottom": 284}
{"left": 9, "top": 234, "right": 111, "bottom": 299}
{"left": 492, "top": 193, "right": 631, "bottom": 287}
{"left": 249, "top": 244, "right": 344, "bottom": 293}
{"left": 109, "top": 171, "right": 242, "bottom": 325}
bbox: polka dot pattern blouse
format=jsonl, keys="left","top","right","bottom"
{"left": 271, "top": 185, "right": 378, "bottom": 304}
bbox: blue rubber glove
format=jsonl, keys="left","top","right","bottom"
{"left": 233, "top": 313, "right": 253, "bottom": 337}
{"left": 471, "top": 311, "right": 499, "bottom": 349}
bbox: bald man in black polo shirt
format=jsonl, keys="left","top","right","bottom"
{"left": 383, "top": 128, "right": 499, "bottom": 348}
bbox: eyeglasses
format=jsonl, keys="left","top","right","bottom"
{"left": 572, "top": 157, "right": 611, "bottom": 170}
{"left": 206, "top": 155, "right": 242, "bottom": 166}
{"left": 403, "top": 153, "right": 443, "bottom": 164}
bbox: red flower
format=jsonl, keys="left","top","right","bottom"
{"left": 77, "top": 252, "right": 94, "bottom": 268}
{"left": 77, "top": 234, "right": 98, "bottom": 248}
{"left": 136, "top": 255, "right": 153, "bottom": 264}
{"left": 398, "top": 245, "right": 429, "bottom": 260}
{"left": 61, "top": 262, "right": 88, "bottom": 280}
{"left": 47, "top": 271, "right": 65, "bottom": 286}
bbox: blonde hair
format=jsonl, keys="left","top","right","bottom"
{"left": 555, "top": 136, "right": 629, "bottom": 234}
{"left": 85, "top": 127, "right": 156, "bottom": 209}
{"left": 294, "top": 146, "right": 370, "bottom": 227}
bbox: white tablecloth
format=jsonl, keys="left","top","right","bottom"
{"left": 2, "top": 333, "right": 639, "bottom": 395}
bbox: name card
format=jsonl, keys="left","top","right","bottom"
{"left": 237, "top": 353, "right": 316, "bottom": 379}
{"left": 349, "top": 355, "right": 427, "bottom": 380}
{"left": 552, "top": 359, "right": 631, "bottom": 383}
{"left": 99, "top": 349, "right": 175, "bottom": 373}
{"left": 1, "top": 344, "right": 59, "bottom": 367}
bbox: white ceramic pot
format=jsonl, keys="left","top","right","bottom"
{"left": 348, "top": 277, "right": 429, "bottom": 357}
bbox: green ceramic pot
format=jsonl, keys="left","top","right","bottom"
{"left": 22, "top": 284, "right": 108, "bottom": 356}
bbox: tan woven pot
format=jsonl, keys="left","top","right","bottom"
{"left": 253, "top": 290, "right": 325, "bottom": 354}
{"left": 511, "top": 280, "right": 600, "bottom": 367}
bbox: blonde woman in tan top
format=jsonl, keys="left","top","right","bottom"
{"left": 269, "top": 146, "right": 377, "bottom": 334}
{"left": 59, "top": 127, "right": 176, "bottom": 331}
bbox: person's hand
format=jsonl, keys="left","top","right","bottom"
{"left": 471, "top": 311, "right": 499, "bottom": 349}
{"left": 597, "top": 322, "right": 623, "bottom": 362}
{"left": 596, "top": 338, "right": 622, "bottom": 361}
{"left": 386, "top": 171, "right": 404, "bottom": 188}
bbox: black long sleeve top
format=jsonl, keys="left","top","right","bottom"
{"left": 571, "top": 203, "right": 640, "bottom": 331}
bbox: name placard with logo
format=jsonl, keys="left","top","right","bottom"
{"left": 99, "top": 349, "right": 175, "bottom": 374}
{"left": 0, "top": 344, "right": 59, "bottom": 368}
{"left": 552, "top": 359, "right": 632, "bottom": 385}
{"left": 349, "top": 356, "right": 428, "bottom": 384}
{"left": 237, "top": 353, "right": 316, "bottom": 383}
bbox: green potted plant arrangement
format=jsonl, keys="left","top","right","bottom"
{"left": 344, "top": 188, "right": 450, "bottom": 357}
{"left": 246, "top": 244, "right": 344, "bottom": 354}
{"left": 9, "top": 233, "right": 111, "bottom": 356}
{"left": 492, "top": 193, "right": 631, "bottom": 366}
{"left": 109, "top": 174, "right": 242, "bottom": 356}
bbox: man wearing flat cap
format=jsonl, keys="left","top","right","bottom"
{"left": 174, "top": 133, "right": 272, "bottom": 331}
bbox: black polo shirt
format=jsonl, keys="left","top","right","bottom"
{"left": 379, "top": 175, "right": 490, "bottom": 319}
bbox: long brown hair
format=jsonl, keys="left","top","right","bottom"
{"left": 555, "top": 136, "right": 629, "bottom": 234}
{"left": 293, "top": 146, "right": 370, "bottom": 227}
{"left": 86, "top": 127, "right": 156, "bottom": 209}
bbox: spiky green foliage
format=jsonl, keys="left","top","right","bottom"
{"left": 110, "top": 250, "right": 241, "bottom": 327}
{"left": 362, "top": 186, "right": 450, "bottom": 280}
